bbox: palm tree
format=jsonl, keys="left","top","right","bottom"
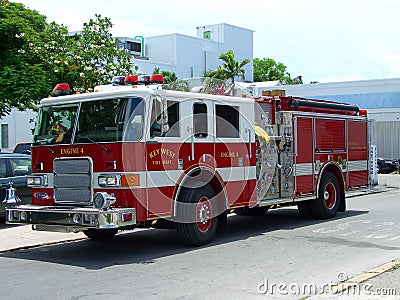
{"left": 217, "top": 50, "right": 250, "bottom": 84}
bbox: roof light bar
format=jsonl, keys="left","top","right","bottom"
{"left": 52, "top": 83, "right": 71, "bottom": 96}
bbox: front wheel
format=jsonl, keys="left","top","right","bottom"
{"left": 176, "top": 184, "right": 219, "bottom": 246}
{"left": 311, "top": 172, "right": 341, "bottom": 219}
{"left": 84, "top": 228, "right": 118, "bottom": 239}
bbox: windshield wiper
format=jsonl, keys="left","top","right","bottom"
{"left": 81, "top": 136, "right": 111, "bottom": 152}
{"left": 33, "top": 141, "right": 56, "bottom": 154}
{"left": 43, "top": 145, "right": 56, "bottom": 154}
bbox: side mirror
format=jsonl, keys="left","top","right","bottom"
{"left": 154, "top": 95, "right": 169, "bottom": 133}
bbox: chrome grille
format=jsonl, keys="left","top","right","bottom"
{"left": 54, "top": 158, "right": 92, "bottom": 204}
{"left": 54, "top": 174, "right": 91, "bottom": 188}
{"left": 54, "top": 159, "right": 91, "bottom": 173}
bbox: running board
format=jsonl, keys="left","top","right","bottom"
{"left": 258, "top": 197, "right": 295, "bottom": 207}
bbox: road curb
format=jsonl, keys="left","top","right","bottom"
{"left": 346, "top": 186, "right": 398, "bottom": 198}
{"left": 330, "top": 259, "right": 400, "bottom": 294}
{"left": 0, "top": 236, "right": 86, "bottom": 254}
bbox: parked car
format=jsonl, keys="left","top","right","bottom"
{"left": 377, "top": 158, "right": 398, "bottom": 174}
{"left": 13, "top": 142, "right": 32, "bottom": 155}
{"left": 0, "top": 153, "right": 32, "bottom": 219}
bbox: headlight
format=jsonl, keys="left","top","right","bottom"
{"left": 98, "top": 174, "right": 121, "bottom": 187}
{"left": 27, "top": 175, "right": 48, "bottom": 187}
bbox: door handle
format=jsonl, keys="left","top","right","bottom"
{"left": 187, "top": 127, "right": 194, "bottom": 161}
{"left": 245, "top": 128, "right": 252, "bottom": 158}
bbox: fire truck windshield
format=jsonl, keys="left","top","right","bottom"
{"left": 33, "top": 97, "right": 144, "bottom": 145}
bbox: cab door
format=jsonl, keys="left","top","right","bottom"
{"left": 184, "top": 100, "right": 215, "bottom": 169}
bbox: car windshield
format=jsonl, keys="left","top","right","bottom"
{"left": 33, "top": 97, "right": 144, "bottom": 145}
{"left": 0, "top": 157, "right": 31, "bottom": 178}
{"left": 9, "top": 157, "right": 31, "bottom": 176}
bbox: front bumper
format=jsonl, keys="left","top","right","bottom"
{"left": 6, "top": 205, "right": 136, "bottom": 233}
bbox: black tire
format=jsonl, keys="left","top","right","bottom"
{"left": 235, "top": 206, "right": 269, "bottom": 216}
{"left": 176, "top": 183, "right": 218, "bottom": 246}
{"left": 311, "top": 172, "right": 341, "bottom": 219}
{"left": 84, "top": 228, "right": 118, "bottom": 239}
{"left": 297, "top": 200, "right": 315, "bottom": 219}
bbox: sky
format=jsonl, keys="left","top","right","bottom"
{"left": 13, "top": 0, "right": 400, "bottom": 83}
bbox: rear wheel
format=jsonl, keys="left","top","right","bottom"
{"left": 84, "top": 228, "right": 118, "bottom": 239}
{"left": 176, "top": 184, "right": 218, "bottom": 246}
{"left": 311, "top": 172, "right": 341, "bottom": 219}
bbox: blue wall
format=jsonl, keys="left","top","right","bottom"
{"left": 313, "top": 92, "right": 400, "bottom": 109}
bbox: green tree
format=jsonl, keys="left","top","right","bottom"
{"left": 160, "top": 70, "right": 177, "bottom": 84}
{"left": 27, "top": 14, "right": 136, "bottom": 93}
{"left": 209, "top": 50, "right": 250, "bottom": 84}
{"left": 0, "top": 1, "right": 50, "bottom": 117}
{"left": 282, "top": 73, "right": 303, "bottom": 85}
{"left": 202, "top": 68, "right": 227, "bottom": 81}
{"left": 253, "top": 57, "right": 303, "bottom": 85}
{"left": 0, "top": 3, "right": 137, "bottom": 118}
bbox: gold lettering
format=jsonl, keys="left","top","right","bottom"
{"left": 60, "top": 147, "right": 84, "bottom": 155}
{"left": 150, "top": 148, "right": 176, "bottom": 159}
{"left": 149, "top": 148, "right": 160, "bottom": 159}
{"left": 161, "top": 148, "right": 176, "bottom": 158}
{"left": 220, "top": 152, "right": 239, "bottom": 158}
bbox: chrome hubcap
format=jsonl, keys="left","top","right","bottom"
{"left": 198, "top": 204, "right": 209, "bottom": 224}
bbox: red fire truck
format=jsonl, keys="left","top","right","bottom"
{"left": 6, "top": 75, "right": 369, "bottom": 246}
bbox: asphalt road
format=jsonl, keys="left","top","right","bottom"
{"left": 1, "top": 189, "right": 400, "bottom": 300}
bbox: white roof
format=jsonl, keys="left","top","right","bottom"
{"left": 235, "top": 81, "right": 281, "bottom": 89}
{"left": 40, "top": 84, "right": 255, "bottom": 106}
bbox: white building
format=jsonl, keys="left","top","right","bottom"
{"left": 0, "top": 109, "right": 36, "bottom": 152}
{"left": 123, "top": 23, "right": 254, "bottom": 81}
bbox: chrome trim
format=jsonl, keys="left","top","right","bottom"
{"left": 292, "top": 111, "right": 367, "bottom": 121}
{"left": 6, "top": 205, "right": 136, "bottom": 229}
{"left": 294, "top": 163, "right": 314, "bottom": 176}
{"left": 258, "top": 197, "right": 295, "bottom": 206}
{"left": 348, "top": 160, "right": 368, "bottom": 172}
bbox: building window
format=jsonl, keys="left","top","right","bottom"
{"left": 216, "top": 105, "right": 239, "bottom": 138}
{"left": 193, "top": 103, "right": 208, "bottom": 138}
{"left": 203, "top": 31, "right": 211, "bottom": 40}
{"left": 1, "top": 124, "right": 9, "bottom": 148}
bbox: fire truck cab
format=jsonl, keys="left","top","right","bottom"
{"left": 6, "top": 77, "right": 369, "bottom": 246}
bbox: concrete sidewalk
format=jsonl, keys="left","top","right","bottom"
{"left": 378, "top": 174, "right": 400, "bottom": 188}
{"left": 0, "top": 224, "right": 85, "bottom": 253}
